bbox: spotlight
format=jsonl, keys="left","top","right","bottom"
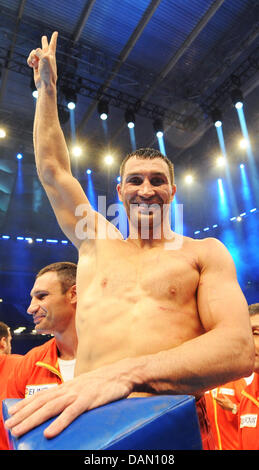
{"left": 68, "top": 101, "right": 76, "bottom": 110}
{"left": 16, "top": 153, "right": 23, "bottom": 160}
{"left": 239, "top": 138, "right": 248, "bottom": 149}
{"left": 72, "top": 146, "right": 82, "bottom": 157}
{"left": 125, "top": 110, "right": 135, "bottom": 128}
{"left": 117, "top": 176, "right": 121, "bottom": 183}
{"left": 98, "top": 100, "right": 109, "bottom": 120}
{"left": 240, "top": 163, "right": 245, "bottom": 169}
{"left": 230, "top": 88, "right": 243, "bottom": 109}
{"left": 216, "top": 156, "right": 225, "bottom": 167}
{"left": 104, "top": 154, "right": 113, "bottom": 165}
{"left": 153, "top": 118, "right": 164, "bottom": 138}
{"left": 185, "top": 174, "right": 193, "bottom": 184}
{"left": 86, "top": 169, "right": 92, "bottom": 175}
{"left": 0, "top": 128, "right": 6, "bottom": 138}
{"left": 211, "top": 108, "right": 222, "bottom": 127}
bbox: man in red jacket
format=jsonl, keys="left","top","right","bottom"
{"left": 238, "top": 303, "right": 259, "bottom": 450}
{"left": 1, "top": 261, "right": 78, "bottom": 449}
{"left": 0, "top": 322, "right": 23, "bottom": 450}
{"left": 205, "top": 377, "right": 250, "bottom": 449}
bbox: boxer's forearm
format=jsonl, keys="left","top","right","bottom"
{"left": 33, "top": 83, "right": 71, "bottom": 183}
{"left": 130, "top": 327, "right": 254, "bottom": 397}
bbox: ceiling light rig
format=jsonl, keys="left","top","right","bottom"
{"left": 61, "top": 83, "right": 78, "bottom": 110}
{"left": 230, "top": 88, "right": 243, "bottom": 109}
{"left": 210, "top": 108, "right": 223, "bottom": 128}
{"left": 98, "top": 100, "right": 109, "bottom": 120}
{"left": 153, "top": 118, "right": 164, "bottom": 138}
{"left": 125, "top": 109, "right": 135, "bottom": 128}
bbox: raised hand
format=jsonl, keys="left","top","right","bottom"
{"left": 27, "top": 31, "right": 58, "bottom": 90}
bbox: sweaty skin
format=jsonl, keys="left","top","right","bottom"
{"left": 4, "top": 32, "right": 254, "bottom": 440}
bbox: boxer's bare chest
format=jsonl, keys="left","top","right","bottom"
{"left": 78, "top": 237, "right": 201, "bottom": 303}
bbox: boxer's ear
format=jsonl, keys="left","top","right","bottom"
{"left": 67, "top": 284, "right": 77, "bottom": 305}
{"left": 117, "top": 183, "right": 123, "bottom": 202}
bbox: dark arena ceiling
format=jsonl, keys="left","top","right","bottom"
{"left": 0, "top": 0, "right": 258, "bottom": 337}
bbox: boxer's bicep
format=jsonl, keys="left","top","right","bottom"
{"left": 197, "top": 238, "right": 250, "bottom": 333}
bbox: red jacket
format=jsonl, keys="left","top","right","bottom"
{"left": 238, "top": 373, "right": 259, "bottom": 450}
{"left": 205, "top": 378, "right": 247, "bottom": 450}
{"left": 1, "top": 338, "right": 63, "bottom": 449}
{"left": 6, "top": 338, "right": 63, "bottom": 399}
{"left": 0, "top": 354, "right": 24, "bottom": 450}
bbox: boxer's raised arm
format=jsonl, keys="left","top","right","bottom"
{"left": 28, "top": 32, "right": 121, "bottom": 248}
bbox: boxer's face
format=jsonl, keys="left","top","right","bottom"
{"left": 27, "top": 272, "right": 74, "bottom": 334}
{"left": 251, "top": 314, "right": 259, "bottom": 373}
{"left": 117, "top": 157, "right": 176, "bottom": 230}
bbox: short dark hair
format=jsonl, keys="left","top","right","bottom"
{"left": 36, "top": 262, "right": 77, "bottom": 294}
{"left": 120, "top": 148, "right": 175, "bottom": 185}
{"left": 248, "top": 303, "right": 259, "bottom": 316}
{"left": 0, "top": 322, "right": 10, "bottom": 341}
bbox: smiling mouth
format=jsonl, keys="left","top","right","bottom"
{"left": 33, "top": 315, "right": 46, "bottom": 325}
{"left": 131, "top": 200, "right": 163, "bottom": 208}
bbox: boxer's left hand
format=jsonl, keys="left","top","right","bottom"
{"left": 5, "top": 358, "right": 137, "bottom": 438}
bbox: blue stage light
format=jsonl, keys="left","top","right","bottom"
{"left": 117, "top": 176, "right": 121, "bottom": 183}
{"left": 85, "top": 166, "right": 96, "bottom": 210}
{"left": 1, "top": 235, "right": 10, "bottom": 239}
{"left": 68, "top": 101, "right": 76, "bottom": 110}
{"left": 217, "top": 178, "right": 230, "bottom": 220}
{"left": 16, "top": 153, "right": 23, "bottom": 160}
{"left": 235, "top": 102, "right": 243, "bottom": 110}
{"left": 157, "top": 135, "right": 166, "bottom": 154}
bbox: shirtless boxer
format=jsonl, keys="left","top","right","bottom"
{"left": 5, "top": 32, "right": 254, "bottom": 443}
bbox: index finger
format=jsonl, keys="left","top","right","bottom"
{"left": 49, "top": 31, "right": 58, "bottom": 53}
{"left": 41, "top": 35, "right": 49, "bottom": 51}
